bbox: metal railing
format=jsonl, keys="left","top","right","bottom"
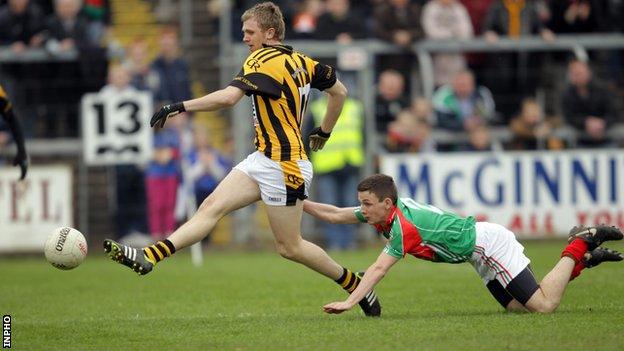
{"left": 414, "top": 33, "right": 624, "bottom": 98}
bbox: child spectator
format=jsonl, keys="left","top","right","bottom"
{"left": 387, "top": 108, "right": 437, "bottom": 153}
{"left": 187, "top": 127, "right": 232, "bottom": 210}
{"left": 508, "top": 98, "right": 563, "bottom": 150}
{"left": 145, "top": 132, "right": 181, "bottom": 239}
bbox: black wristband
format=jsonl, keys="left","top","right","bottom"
{"left": 171, "top": 102, "right": 186, "bottom": 113}
{"left": 316, "top": 127, "right": 331, "bottom": 138}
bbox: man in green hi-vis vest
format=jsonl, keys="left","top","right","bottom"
{"left": 304, "top": 174, "right": 624, "bottom": 315}
{"left": 309, "top": 96, "right": 365, "bottom": 250}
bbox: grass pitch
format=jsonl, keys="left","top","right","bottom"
{"left": 1, "top": 240, "right": 623, "bottom": 351}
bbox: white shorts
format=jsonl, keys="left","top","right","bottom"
{"left": 234, "top": 151, "right": 312, "bottom": 206}
{"left": 469, "top": 222, "right": 531, "bottom": 288}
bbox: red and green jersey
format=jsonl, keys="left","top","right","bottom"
{"left": 354, "top": 198, "right": 476, "bottom": 263}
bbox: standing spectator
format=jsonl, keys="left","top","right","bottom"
{"left": 146, "top": 132, "right": 181, "bottom": 240}
{"left": 151, "top": 28, "right": 192, "bottom": 107}
{"left": 314, "top": 0, "right": 366, "bottom": 43}
{"left": 432, "top": 70, "right": 496, "bottom": 131}
{"left": 187, "top": 126, "right": 232, "bottom": 214}
{"left": 100, "top": 64, "right": 149, "bottom": 238}
{"left": 375, "top": 69, "right": 410, "bottom": 133}
{"left": 44, "top": 0, "right": 92, "bottom": 52}
{"left": 459, "top": 0, "right": 494, "bottom": 34}
{"left": 160, "top": 111, "right": 195, "bottom": 225}
{"left": 122, "top": 37, "right": 159, "bottom": 93}
{"left": 483, "top": 0, "right": 554, "bottom": 41}
{"left": 547, "top": 0, "right": 602, "bottom": 34}
{"left": 0, "top": 0, "right": 46, "bottom": 136}
{"left": 507, "top": 98, "right": 563, "bottom": 150}
{"left": 44, "top": 0, "right": 96, "bottom": 137}
{"left": 374, "top": 0, "right": 423, "bottom": 48}
{"left": 0, "top": 0, "right": 45, "bottom": 50}
{"left": 290, "top": 0, "right": 324, "bottom": 39}
{"left": 309, "top": 95, "right": 365, "bottom": 250}
{"left": 421, "top": 0, "right": 474, "bottom": 87}
{"left": 373, "top": 0, "right": 423, "bottom": 87}
{"left": 603, "top": 0, "right": 624, "bottom": 32}
{"left": 482, "top": 0, "right": 555, "bottom": 119}
{"left": 458, "top": 0, "right": 494, "bottom": 84}
{"left": 561, "top": 60, "right": 617, "bottom": 148}
{"left": 81, "top": 0, "right": 110, "bottom": 45}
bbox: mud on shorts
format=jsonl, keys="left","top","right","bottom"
{"left": 469, "top": 222, "right": 540, "bottom": 307}
{"left": 234, "top": 151, "right": 312, "bottom": 206}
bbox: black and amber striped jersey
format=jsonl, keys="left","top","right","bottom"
{"left": 229, "top": 44, "right": 336, "bottom": 161}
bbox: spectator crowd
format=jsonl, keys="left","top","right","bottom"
{"left": 235, "top": 0, "right": 623, "bottom": 152}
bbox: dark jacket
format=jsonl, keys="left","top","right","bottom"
{"left": 0, "top": 4, "right": 45, "bottom": 45}
{"left": 373, "top": 2, "right": 423, "bottom": 43}
{"left": 561, "top": 81, "right": 617, "bottom": 131}
{"left": 44, "top": 15, "right": 92, "bottom": 50}
{"left": 314, "top": 12, "right": 366, "bottom": 40}
{"left": 151, "top": 56, "right": 192, "bottom": 104}
{"left": 547, "top": 1, "right": 603, "bottom": 33}
{"left": 483, "top": 0, "right": 544, "bottom": 36}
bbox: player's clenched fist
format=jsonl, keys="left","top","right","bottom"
{"left": 150, "top": 102, "right": 185, "bottom": 128}
{"left": 308, "top": 126, "right": 331, "bottom": 152}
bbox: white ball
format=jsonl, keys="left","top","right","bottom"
{"left": 44, "top": 227, "right": 88, "bottom": 270}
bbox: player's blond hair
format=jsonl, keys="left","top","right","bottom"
{"left": 241, "top": 2, "right": 285, "bottom": 41}
{"left": 357, "top": 174, "right": 398, "bottom": 205}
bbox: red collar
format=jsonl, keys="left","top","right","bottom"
{"left": 374, "top": 205, "right": 397, "bottom": 233}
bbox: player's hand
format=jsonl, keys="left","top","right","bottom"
{"left": 150, "top": 102, "right": 185, "bottom": 128}
{"left": 323, "top": 301, "right": 353, "bottom": 314}
{"left": 13, "top": 150, "right": 28, "bottom": 180}
{"left": 308, "top": 126, "right": 331, "bottom": 152}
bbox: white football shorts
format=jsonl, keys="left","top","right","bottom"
{"left": 469, "top": 221, "right": 531, "bottom": 288}
{"left": 234, "top": 151, "right": 312, "bottom": 206}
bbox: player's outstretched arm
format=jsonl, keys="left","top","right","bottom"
{"left": 150, "top": 86, "right": 245, "bottom": 128}
{"left": 303, "top": 199, "right": 359, "bottom": 224}
{"left": 184, "top": 86, "right": 245, "bottom": 112}
{"left": 323, "top": 252, "right": 398, "bottom": 314}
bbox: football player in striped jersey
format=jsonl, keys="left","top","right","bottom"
{"left": 104, "top": 1, "right": 381, "bottom": 317}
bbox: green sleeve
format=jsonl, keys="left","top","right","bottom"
{"left": 353, "top": 207, "right": 367, "bottom": 223}
{"left": 382, "top": 226, "right": 404, "bottom": 259}
{"left": 382, "top": 244, "right": 403, "bottom": 259}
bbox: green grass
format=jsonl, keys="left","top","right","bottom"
{"left": 1, "top": 240, "right": 623, "bottom": 351}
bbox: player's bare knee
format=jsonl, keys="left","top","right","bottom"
{"left": 276, "top": 244, "right": 298, "bottom": 260}
{"left": 505, "top": 300, "right": 528, "bottom": 313}
{"left": 528, "top": 300, "right": 559, "bottom": 314}
{"left": 275, "top": 240, "right": 302, "bottom": 261}
{"left": 197, "top": 195, "right": 226, "bottom": 219}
